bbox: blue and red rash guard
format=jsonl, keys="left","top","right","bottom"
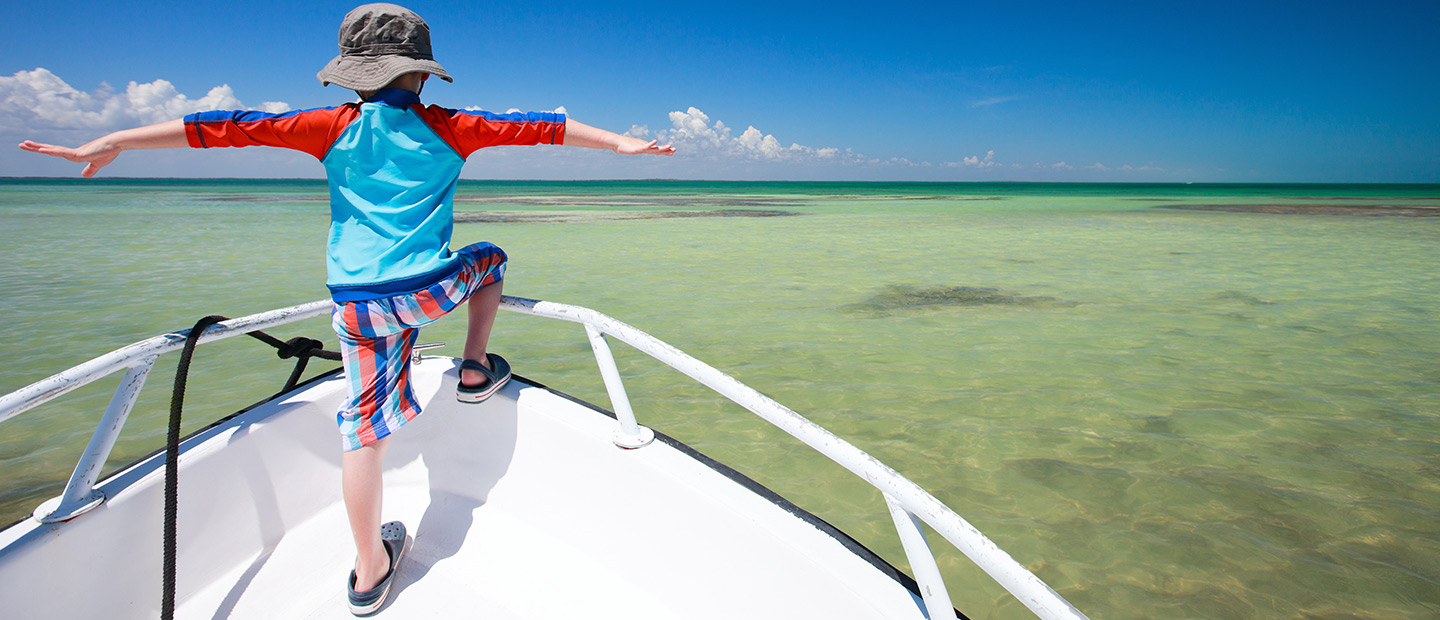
{"left": 183, "top": 88, "right": 565, "bottom": 302}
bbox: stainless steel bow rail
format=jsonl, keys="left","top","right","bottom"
{"left": 0, "top": 297, "right": 1089, "bottom": 620}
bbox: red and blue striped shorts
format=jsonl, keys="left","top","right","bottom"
{"left": 330, "top": 242, "right": 506, "bottom": 451}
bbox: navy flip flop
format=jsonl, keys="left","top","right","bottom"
{"left": 456, "top": 353, "right": 511, "bottom": 403}
{"left": 347, "top": 520, "right": 407, "bottom": 616}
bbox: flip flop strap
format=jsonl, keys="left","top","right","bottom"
{"left": 459, "top": 357, "right": 501, "bottom": 384}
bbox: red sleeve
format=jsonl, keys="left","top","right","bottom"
{"left": 183, "top": 106, "right": 359, "bottom": 160}
{"left": 415, "top": 106, "right": 566, "bottom": 159}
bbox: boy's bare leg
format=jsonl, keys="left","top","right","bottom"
{"left": 460, "top": 280, "right": 504, "bottom": 385}
{"left": 343, "top": 437, "right": 391, "bottom": 592}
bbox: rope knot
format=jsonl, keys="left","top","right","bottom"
{"left": 277, "top": 336, "right": 325, "bottom": 360}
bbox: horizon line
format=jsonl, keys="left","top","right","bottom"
{"left": 3, "top": 176, "right": 1438, "bottom": 186}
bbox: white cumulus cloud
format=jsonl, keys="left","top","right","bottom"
{"left": 2, "top": 69, "right": 1168, "bottom": 181}
{"left": 945, "top": 149, "right": 1002, "bottom": 169}
{"left": 1119, "top": 162, "right": 1163, "bottom": 171}
{"left": 643, "top": 107, "right": 865, "bottom": 164}
{"left": 0, "top": 68, "right": 289, "bottom": 132}
{"left": 497, "top": 105, "right": 567, "bottom": 115}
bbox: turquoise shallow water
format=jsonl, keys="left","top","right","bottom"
{"left": 1, "top": 179, "right": 1438, "bottom": 618}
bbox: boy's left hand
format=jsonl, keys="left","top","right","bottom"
{"left": 616, "top": 138, "right": 676, "bottom": 156}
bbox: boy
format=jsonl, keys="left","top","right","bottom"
{"left": 19, "top": 3, "right": 673, "bottom": 615}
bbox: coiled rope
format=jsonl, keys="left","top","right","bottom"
{"left": 162, "top": 315, "right": 340, "bottom": 620}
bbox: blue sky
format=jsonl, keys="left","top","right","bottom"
{"left": 3, "top": 0, "right": 1437, "bottom": 181}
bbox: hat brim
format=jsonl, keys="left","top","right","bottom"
{"left": 316, "top": 54, "right": 453, "bottom": 91}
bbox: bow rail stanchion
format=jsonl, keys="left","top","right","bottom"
{"left": 583, "top": 324, "right": 656, "bottom": 449}
{"left": 35, "top": 357, "right": 158, "bottom": 523}
{"left": 0, "top": 296, "right": 1089, "bottom": 620}
{"left": 885, "top": 492, "right": 955, "bottom": 620}
{"left": 0, "top": 301, "right": 335, "bottom": 522}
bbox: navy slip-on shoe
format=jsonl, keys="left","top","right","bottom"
{"left": 348, "top": 521, "right": 408, "bottom": 616}
{"left": 457, "top": 353, "right": 511, "bottom": 403}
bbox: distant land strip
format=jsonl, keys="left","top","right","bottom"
{"left": 1156, "top": 203, "right": 1440, "bottom": 217}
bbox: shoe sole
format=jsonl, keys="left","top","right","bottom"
{"left": 350, "top": 592, "right": 387, "bottom": 617}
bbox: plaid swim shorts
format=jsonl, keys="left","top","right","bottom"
{"left": 330, "top": 242, "right": 507, "bottom": 451}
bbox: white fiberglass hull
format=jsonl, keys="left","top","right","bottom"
{"left": 0, "top": 358, "right": 936, "bottom": 619}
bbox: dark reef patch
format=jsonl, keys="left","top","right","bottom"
{"left": 892, "top": 195, "right": 1005, "bottom": 201}
{"left": 1209, "top": 291, "right": 1276, "bottom": 306}
{"left": 1155, "top": 203, "right": 1440, "bottom": 217}
{"left": 1289, "top": 196, "right": 1440, "bottom": 201}
{"left": 454, "top": 209, "right": 799, "bottom": 224}
{"left": 199, "top": 194, "right": 327, "bottom": 202}
{"left": 849, "top": 284, "right": 1076, "bottom": 315}
{"left": 452, "top": 194, "right": 803, "bottom": 208}
{"left": 808, "top": 194, "right": 1005, "bottom": 201}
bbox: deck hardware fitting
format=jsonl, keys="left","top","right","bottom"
{"left": 411, "top": 342, "right": 446, "bottom": 365}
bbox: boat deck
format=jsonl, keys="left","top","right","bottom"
{"left": 4, "top": 358, "right": 931, "bottom": 619}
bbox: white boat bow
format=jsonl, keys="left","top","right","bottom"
{"left": 0, "top": 297, "right": 1089, "bottom": 619}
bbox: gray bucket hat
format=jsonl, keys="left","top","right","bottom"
{"left": 316, "top": 3, "right": 453, "bottom": 90}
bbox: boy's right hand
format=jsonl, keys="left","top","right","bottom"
{"left": 561, "top": 119, "right": 675, "bottom": 156}
{"left": 18, "top": 119, "right": 187, "bottom": 177}
{"left": 19, "top": 138, "right": 122, "bottom": 178}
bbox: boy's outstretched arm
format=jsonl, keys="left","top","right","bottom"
{"left": 562, "top": 120, "right": 675, "bottom": 156}
{"left": 18, "top": 120, "right": 187, "bottom": 178}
